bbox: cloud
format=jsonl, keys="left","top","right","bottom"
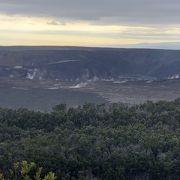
{"left": 0, "top": 13, "right": 180, "bottom": 47}
{"left": 0, "top": 0, "right": 180, "bottom": 47}
{"left": 0, "top": 0, "right": 180, "bottom": 25}
{"left": 46, "top": 20, "right": 66, "bottom": 26}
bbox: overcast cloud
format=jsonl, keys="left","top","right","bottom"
{"left": 0, "top": 0, "right": 180, "bottom": 47}
{"left": 0, "top": 0, "right": 180, "bottom": 25}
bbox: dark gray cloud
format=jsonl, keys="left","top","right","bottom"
{"left": 0, "top": 0, "right": 180, "bottom": 25}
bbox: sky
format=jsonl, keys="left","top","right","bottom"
{"left": 0, "top": 0, "right": 180, "bottom": 48}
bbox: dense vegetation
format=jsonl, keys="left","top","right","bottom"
{"left": 0, "top": 99, "right": 179, "bottom": 180}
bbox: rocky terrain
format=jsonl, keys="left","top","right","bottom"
{"left": 0, "top": 46, "right": 180, "bottom": 110}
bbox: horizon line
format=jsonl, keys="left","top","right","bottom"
{"left": 0, "top": 45, "right": 180, "bottom": 51}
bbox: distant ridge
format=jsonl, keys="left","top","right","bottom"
{"left": 0, "top": 46, "right": 180, "bottom": 81}
{"left": 1, "top": 45, "right": 180, "bottom": 51}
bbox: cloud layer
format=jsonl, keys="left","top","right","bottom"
{"left": 0, "top": 0, "right": 180, "bottom": 25}
{"left": 0, "top": 0, "right": 180, "bottom": 47}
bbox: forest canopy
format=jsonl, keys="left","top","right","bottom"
{"left": 0, "top": 99, "right": 179, "bottom": 180}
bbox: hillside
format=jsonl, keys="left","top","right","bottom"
{"left": 0, "top": 47, "right": 180, "bottom": 81}
{"left": 1, "top": 47, "right": 180, "bottom": 110}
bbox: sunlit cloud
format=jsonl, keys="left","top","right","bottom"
{"left": 0, "top": 14, "right": 180, "bottom": 46}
